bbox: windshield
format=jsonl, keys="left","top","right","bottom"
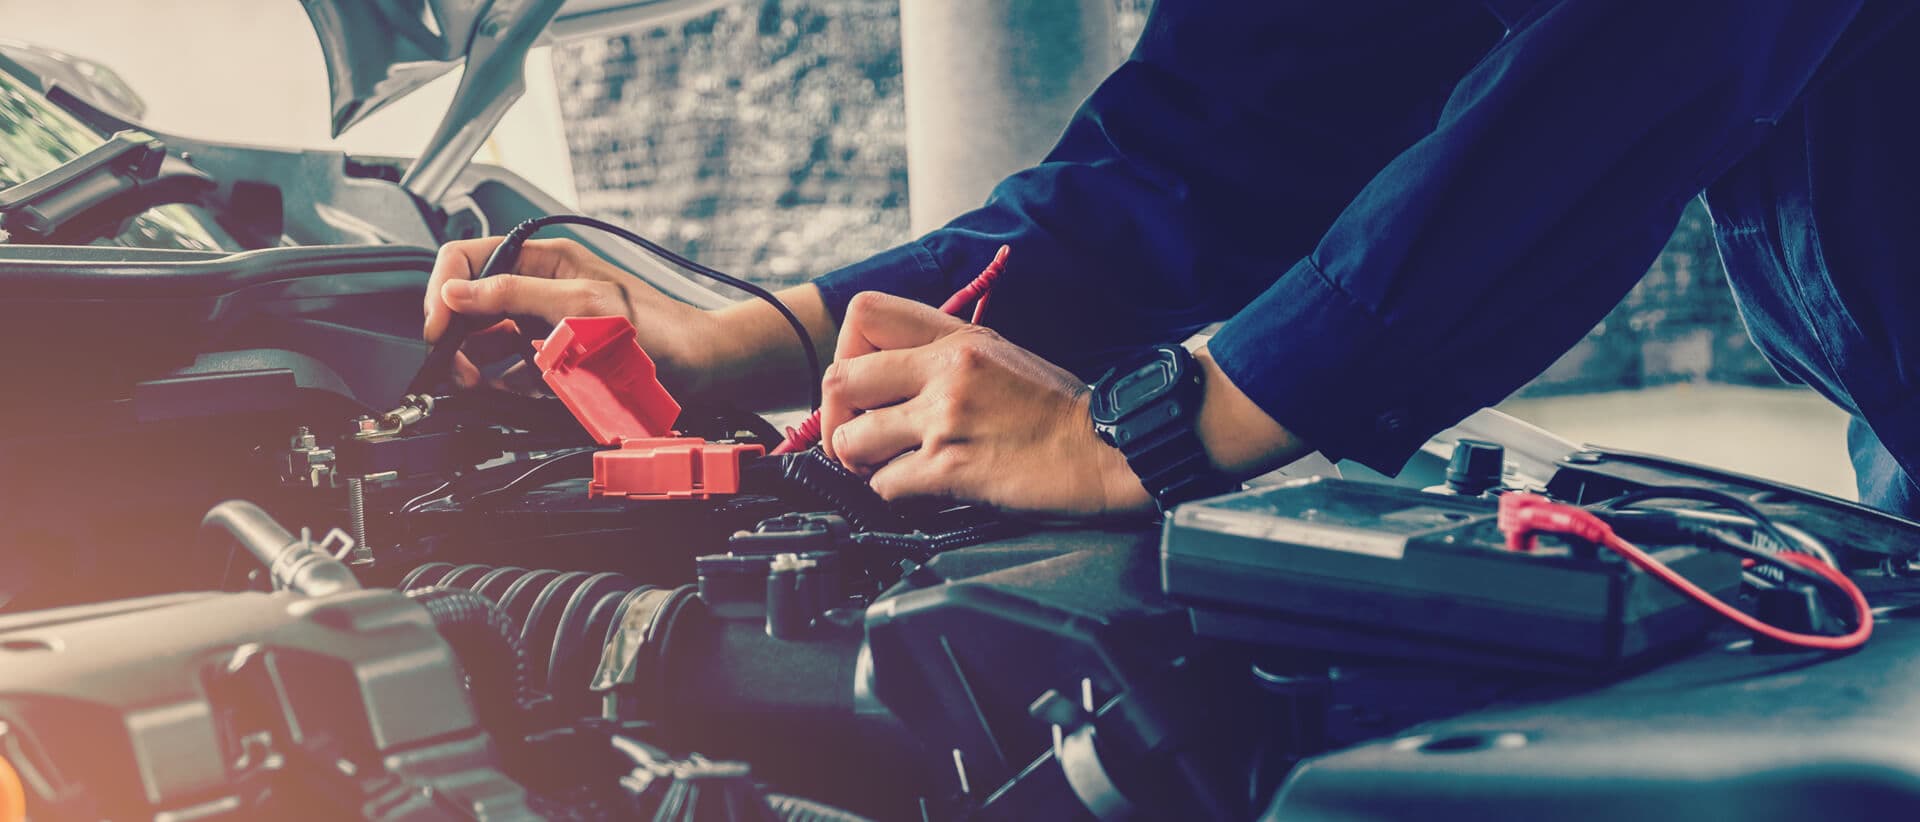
{"left": 0, "top": 68, "right": 222, "bottom": 251}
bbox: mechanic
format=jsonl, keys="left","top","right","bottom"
{"left": 424, "top": 0, "right": 1920, "bottom": 519}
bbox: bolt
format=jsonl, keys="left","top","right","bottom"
{"left": 346, "top": 476, "right": 368, "bottom": 558}
{"left": 291, "top": 426, "right": 315, "bottom": 448}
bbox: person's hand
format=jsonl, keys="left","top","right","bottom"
{"left": 819, "top": 291, "right": 1153, "bottom": 516}
{"left": 423, "top": 236, "right": 716, "bottom": 393}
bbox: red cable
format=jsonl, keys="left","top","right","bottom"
{"left": 940, "top": 244, "right": 1008, "bottom": 316}
{"left": 1498, "top": 493, "right": 1872, "bottom": 651}
{"left": 771, "top": 245, "right": 1011, "bottom": 456}
{"left": 771, "top": 413, "right": 821, "bottom": 456}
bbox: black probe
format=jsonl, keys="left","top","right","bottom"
{"left": 407, "top": 222, "right": 542, "bottom": 396}
{"left": 405, "top": 215, "right": 823, "bottom": 409}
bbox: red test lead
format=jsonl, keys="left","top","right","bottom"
{"left": 771, "top": 245, "right": 1012, "bottom": 455}
{"left": 1497, "top": 492, "right": 1872, "bottom": 651}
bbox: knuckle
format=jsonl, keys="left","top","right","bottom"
{"left": 535, "top": 237, "right": 587, "bottom": 264}
{"left": 483, "top": 275, "right": 517, "bottom": 302}
{"left": 869, "top": 474, "right": 903, "bottom": 501}
{"left": 923, "top": 443, "right": 965, "bottom": 477}
{"left": 925, "top": 411, "right": 966, "bottom": 450}
{"left": 950, "top": 341, "right": 988, "bottom": 371}
{"left": 941, "top": 392, "right": 973, "bottom": 423}
{"left": 956, "top": 324, "right": 1001, "bottom": 343}
{"left": 819, "top": 361, "right": 848, "bottom": 396}
{"left": 846, "top": 290, "right": 887, "bottom": 319}
{"left": 577, "top": 282, "right": 621, "bottom": 316}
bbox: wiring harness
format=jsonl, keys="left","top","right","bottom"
{"left": 1498, "top": 492, "right": 1872, "bottom": 651}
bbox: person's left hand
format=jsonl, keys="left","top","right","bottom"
{"left": 819, "top": 291, "right": 1153, "bottom": 516}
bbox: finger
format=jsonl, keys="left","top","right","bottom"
{"left": 423, "top": 237, "right": 593, "bottom": 342}
{"left": 425, "top": 238, "right": 497, "bottom": 343}
{"left": 821, "top": 348, "right": 930, "bottom": 413}
{"left": 868, "top": 447, "right": 958, "bottom": 502}
{"left": 831, "top": 400, "right": 927, "bottom": 475}
{"left": 438, "top": 275, "right": 620, "bottom": 330}
{"left": 819, "top": 348, "right": 932, "bottom": 461}
{"left": 833, "top": 291, "right": 967, "bottom": 364}
{"left": 821, "top": 293, "right": 964, "bottom": 458}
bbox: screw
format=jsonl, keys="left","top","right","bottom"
{"left": 346, "top": 476, "right": 368, "bottom": 558}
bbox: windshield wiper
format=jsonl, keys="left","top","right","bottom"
{"left": 0, "top": 129, "right": 212, "bottom": 243}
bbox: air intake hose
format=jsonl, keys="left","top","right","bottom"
{"left": 405, "top": 587, "right": 538, "bottom": 735}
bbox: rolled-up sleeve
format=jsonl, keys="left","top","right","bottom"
{"left": 1210, "top": 0, "right": 1866, "bottom": 471}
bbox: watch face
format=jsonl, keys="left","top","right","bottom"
{"left": 1112, "top": 359, "right": 1174, "bottom": 412}
{"left": 1093, "top": 347, "right": 1186, "bottom": 426}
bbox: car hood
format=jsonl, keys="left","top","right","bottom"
{"left": 302, "top": 0, "right": 733, "bottom": 138}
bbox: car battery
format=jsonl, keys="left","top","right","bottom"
{"left": 1162, "top": 478, "right": 1742, "bottom": 672}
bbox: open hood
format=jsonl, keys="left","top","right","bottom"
{"left": 300, "top": 0, "right": 731, "bottom": 201}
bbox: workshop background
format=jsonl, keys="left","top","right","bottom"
{"left": 2, "top": 0, "right": 1854, "bottom": 496}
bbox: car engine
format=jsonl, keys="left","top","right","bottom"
{"left": 4, "top": 236, "right": 1920, "bottom": 821}
{"left": 8, "top": 26, "right": 1920, "bottom": 821}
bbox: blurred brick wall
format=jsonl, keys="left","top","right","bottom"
{"left": 550, "top": 1, "right": 1781, "bottom": 396}
{"left": 553, "top": 1, "right": 910, "bottom": 289}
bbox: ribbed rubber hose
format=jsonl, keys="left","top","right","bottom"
{"left": 406, "top": 587, "right": 536, "bottom": 734}
{"left": 766, "top": 794, "right": 874, "bottom": 822}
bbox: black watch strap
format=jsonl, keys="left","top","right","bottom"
{"left": 1125, "top": 422, "right": 1234, "bottom": 512}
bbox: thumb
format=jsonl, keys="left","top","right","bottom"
{"left": 439, "top": 275, "right": 614, "bottom": 329}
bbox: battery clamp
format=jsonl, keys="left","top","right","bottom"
{"left": 532, "top": 315, "right": 763, "bottom": 499}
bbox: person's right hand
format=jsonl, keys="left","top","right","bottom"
{"left": 423, "top": 236, "right": 716, "bottom": 394}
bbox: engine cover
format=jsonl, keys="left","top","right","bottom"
{"left": 0, "top": 590, "right": 531, "bottom": 820}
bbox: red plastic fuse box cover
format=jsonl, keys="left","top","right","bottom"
{"left": 532, "top": 316, "right": 763, "bottom": 499}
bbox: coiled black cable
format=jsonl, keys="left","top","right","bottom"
{"left": 752, "top": 448, "right": 900, "bottom": 531}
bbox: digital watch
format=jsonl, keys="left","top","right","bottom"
{"left": 1089, "top": 344, "right": 1235, "bottom": 513}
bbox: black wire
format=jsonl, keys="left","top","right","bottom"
{"left": 1596, "top": 486, "right": 1821, "bottom": 564}
{"left": 1597, "top": 491, "right": 1860, "bottom": 624}
{"left": 398, "top": 448, "right": 601, "bottom": 514}
{"left": 463, "top": 448, "right": 600, "bottom": 506}
{"left": 516, "top": 215, "right": 824, "bottom": 411}
{"left": 398, "top": 479, "right": 456, "bottom": 514}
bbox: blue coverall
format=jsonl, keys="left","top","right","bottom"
{"left": 813, "top": 1, "right": 1920, "bottom": 516}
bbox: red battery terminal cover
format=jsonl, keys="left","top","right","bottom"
{"left": 531, "top": 316, "right": 763, "bottom": 499}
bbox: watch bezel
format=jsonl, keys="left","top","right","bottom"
{"left": 1090, "top": 346, "right": 1187, "bottom": 426}
{"left": 1091, "top": 344, "right": 1205, "bottom": 454}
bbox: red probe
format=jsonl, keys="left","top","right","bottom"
{"left": 1497, "top": 493, "right": 1872, "bottom": 651}
{"left": 770, "top": 245, "right": 1011, "bottom": 455}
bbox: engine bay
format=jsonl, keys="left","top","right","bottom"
{"left": 4, "top": 240, "right": 1920, "bottom": 822}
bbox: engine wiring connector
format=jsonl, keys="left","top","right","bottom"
{"left": 534, "top": 316, "right": 762, "bottom": 499}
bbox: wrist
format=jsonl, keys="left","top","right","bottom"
{"left": 1073, "top": 390, "right": 1155, "bottom": 516}
{"left": 698, "top": 284, "right": 837, "bottom": 408}
{"left": 658, "top": 308, "right": 724, "bottom": 397}
{"left": 1192, "top": 346, "right": 1308, "bottom": 475}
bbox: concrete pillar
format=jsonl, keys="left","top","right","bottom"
{"left": 898, "top": 0, "right": 1119, "bottom": 234}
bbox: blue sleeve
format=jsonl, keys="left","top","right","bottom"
{"left": 814, "top": 0, "right": 1504, "bottom": 376}
{"left": 1208, "top": 0, "right": 1867, "bottom": 472}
